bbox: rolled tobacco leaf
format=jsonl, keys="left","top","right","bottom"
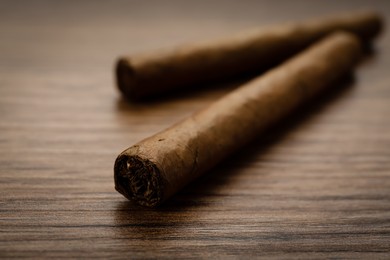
{"left": 116, "top": 10, "right": 381, "bottom": 100}
{"left": 114, "top": 32, "right": 363, "bottom": 207}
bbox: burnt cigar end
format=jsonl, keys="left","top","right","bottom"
{"left": 114, "top": 154, "right": 163, "bottom": 207}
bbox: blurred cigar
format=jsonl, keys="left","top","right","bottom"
{"left": 114, "top": 32, "right": 362, "bottom": 207}
{"left": 116, "top": 10, "right": 381, "bottom": 100}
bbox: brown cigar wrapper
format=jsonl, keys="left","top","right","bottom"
{"left": 116, "top": 11, "right": 381, "bottom": 100}
{"left": 114, "top": 32, "right": 362, "bottom": 207}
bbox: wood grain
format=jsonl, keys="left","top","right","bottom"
{"left": 0, "top": 0, "right": 389, "bottom": 258}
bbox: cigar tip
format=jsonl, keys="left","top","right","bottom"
{"left": 352, "top": 9, "right": 384, "bottom": 40}
{"left": 115, "top": 58, "right": 139, "bottom": 101}
{"left": 114, "top": 154, "right": 163, "bottom": 207}
{"left": 363, "top": 10, "right": 384, "bottom": 38}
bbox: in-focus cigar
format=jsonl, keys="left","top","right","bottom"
{"left": 114, "top": 32, "right": 362, "bottom": 207}
{"left": 116, "top": 10, "right": 381, "bottom": 100}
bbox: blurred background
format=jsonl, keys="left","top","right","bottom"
{"left": 1, "top": 0, "right": 388, "bottom": 91}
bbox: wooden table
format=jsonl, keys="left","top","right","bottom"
{"left": 1, "top": 1, "right": 389, "bottom": 258}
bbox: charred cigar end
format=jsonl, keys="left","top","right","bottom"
{"left": 115, "top": 58, "right": 139, "bottom": 101}
{"left": 114, "top": 154, "right": 163, "bottom": 207}
{"left": 357, "top": 12, "right": 384, "bottom": 41}
{"left": 361, "top": 12, "right": 384, "bottom": 52}
{"left": 366, "top": 12, "right": 384, "bottom": 38}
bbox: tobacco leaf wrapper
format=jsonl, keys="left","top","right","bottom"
{"left": 116, "top": 11, "right": 381, "bottom": 100}
{"left": 114, "top": 32, "right": 363, "bottom": 207}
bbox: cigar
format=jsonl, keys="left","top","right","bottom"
{"left": 116, "top": 10, "right": 381, "bottom": 100}
{"left": 114, "top": 32, "right": 363, "bottom": 207}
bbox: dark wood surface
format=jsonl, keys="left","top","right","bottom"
{"left": 1, "top": 1, "right": 389, "bottom": 258}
